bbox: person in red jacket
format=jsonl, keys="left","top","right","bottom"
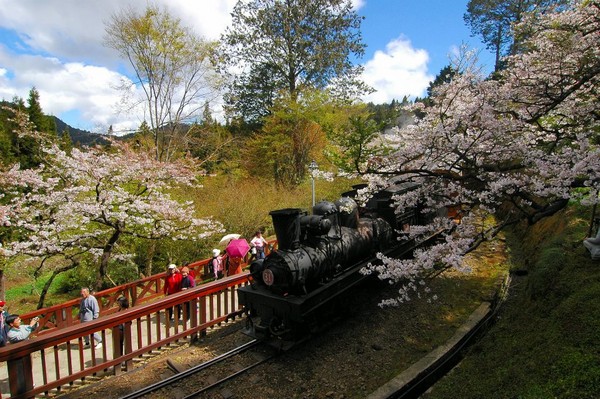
{"left": 163, "top": 263, "right": 182, "bottom": 321}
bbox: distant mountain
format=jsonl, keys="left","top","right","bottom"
{"left": 53, "top": 117, "right": 109, "bottom": 146}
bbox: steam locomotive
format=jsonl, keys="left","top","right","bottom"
{"left": 237, "top": 180, "right": 435, "bottom": 348}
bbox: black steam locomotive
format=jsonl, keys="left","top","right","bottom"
{"left": 237, "top": 180, "right": 433, "bottom": 347}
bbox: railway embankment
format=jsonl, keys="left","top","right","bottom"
{"left": 367, "top": 299, "right": 501, "bottom": 399}
{"left": 422, "top": 205, "right": 600, "bottom": 399}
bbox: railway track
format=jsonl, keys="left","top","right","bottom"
{"left": 119, "top": 338, "right": 278, "bottom": 399}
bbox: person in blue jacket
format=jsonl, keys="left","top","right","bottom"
{"left": 79, "top": 287, "right": 103, "bottom": 349}
{"left": 6, "top": 314, "right": 39, "bottom": 343}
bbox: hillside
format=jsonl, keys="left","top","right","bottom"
{"left": 423, "top": 204, "right": 600, "bottom": 399}
{"left": 52, "top": 116, "right": 109, "bottom": 146}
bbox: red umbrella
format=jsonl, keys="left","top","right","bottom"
{"left": 225, "top": 238, "right": 250, "bottom": 258}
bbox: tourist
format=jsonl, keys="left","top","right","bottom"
{"left": 6, "top": 314, "right": 39, "bottom": 343}
{"left": 163, "top": 263, "right": 182, "bottom": 321}
{"left": 211, "top": 249, "right": 224, "bottom": 279}
{"left": 180, "top": 266, "right": 196, "bottom": 320}
{"left": 116, "top": 296, "right": 129, "bottom": 357}
{"left": 250, "top": 231, "right": 269, "bottom": 260}
{"left": 79, "top": 287, "right": 103, "bottom": 349}
{"left": 227, "top": 256, "right": 243, "bottom": 276}
{"left": 0, "top": 301, "right": 9, "bottom": 347}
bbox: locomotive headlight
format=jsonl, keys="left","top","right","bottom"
{"left": 262, "top": 269, "right": 275, "bottom": 286}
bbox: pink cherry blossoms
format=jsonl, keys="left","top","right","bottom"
{"left": 0, "top": 110, "right": 223, "bottom": 285}
{"left": 362, "top": 1, "right": 600, "bottom": 305}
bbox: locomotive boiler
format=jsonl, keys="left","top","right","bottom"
{"left": 238, "top": 181, "right": 427, "bottom": 347}
{"left": 249, "top": 197, "right": 393, "bottom": 296}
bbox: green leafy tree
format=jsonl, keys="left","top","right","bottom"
{"left": 0, "top": 127, "right": 12, "bottom": 166}
{"left": 11, "top": 90, "right": 56, "bottom": 168}
{"left": 427, "top": 65, "right": 458, "bottom": 98}
{"left": 242, "top": 91, "right": 333, "bottom": 185}
{"left": 60, "top": 126, "right": 73, "bottom": 154}
{"left": 27, "top": 87, "right": 50, "bottom": 132}
{"left": 202, "top": 101, "right": 214, "bottom": 126}
{"left": 104, "top": 5, "right": 222, "bottom": 162}
{"left": 464, "top": 0, "right": 568, "bottom": 71}
{"left": 223, "top": 62, "right": 279, "bottom": 127}
{"left": 188, "top": 122, "right": 235, "bottom": 174}
{"left": 221, "top": 0, "right": 369, "bottom": 123}
{"left": 326, "top": 113, "right": 391, "bottom": 175}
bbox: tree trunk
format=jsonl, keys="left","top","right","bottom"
{"left": 0, "top": 269, "right": 5, "bottom": 302}
{"left": 145, "top": 241, "right": 156, "bottom": 277}
{"left": 37, "top": 261, "right": 79, "bottom": 309}
{"left": 494, "top": 25, "right": 503, "bottom": 72}
{"left": 96, "top": 228, "right": 122, "bottom": 291}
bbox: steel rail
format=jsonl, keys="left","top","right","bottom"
{"left": 182, "top": 354, "right": 275, "bottom": 399}
{"left": 118, "top": 339, "right": 260, "bottom": 399}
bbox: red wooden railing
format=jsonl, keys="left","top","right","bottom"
{"left": 16, "top": 241, "right": 276, "bottom": 336}
{"left": 0, "top": 240, "right": 276, "bottom": 398}
{"left": 0, "top": 273, "right": 251, "bottom": 398}
{"left": 18, "top": 258, "right": 214, "bottom": 335}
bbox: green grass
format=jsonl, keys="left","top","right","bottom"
{"left": 423, "top": 204, "right": 600, "bottom": 399}
{"left": 4, "top": 271, "right": 74, "bottom": 313}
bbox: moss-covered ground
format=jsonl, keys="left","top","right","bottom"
{"left": 424, "top": 204, "right": 600, "bottom": 399}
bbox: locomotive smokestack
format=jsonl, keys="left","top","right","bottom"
{"left": 269, "top": 208, "right": 303, "bottom": 251}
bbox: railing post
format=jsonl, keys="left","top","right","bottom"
{"left": 199, "top": 295, "right": 207, "bottom": 338}
{"left": 189, "top": 298, "right": 199, "bottom": 344}
{"left": 8, "top": 354, "right": 34, "bottom": 398}
{"left": 129, "top": 286, "right": 138, "bottom": 307}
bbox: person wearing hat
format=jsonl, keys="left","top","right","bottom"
{"left": 6, "top": 314, "right": 39, "bottom": 343}
{"left": 163, "top": 263, "right": 182, "bottom": 321}
{"left": 211, "top": 249, "right": 224, "bottom": 280}
{"left": 0, "top": 300, "right": 9, "bottom": 347}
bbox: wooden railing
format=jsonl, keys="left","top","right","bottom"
{"left": 16, "top": 240, "right": 277, "bottom": 336}
{"left": 18, "top": 258, "right": 214, "bottom": 335}
{"left": 0, "top": 240, "right": 277, "bottom": 398}
{"left": 0, "top": 272, "right": 251, "bottom": 398}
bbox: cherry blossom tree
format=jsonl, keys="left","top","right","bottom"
{"left": 0, "top": 110, "right": 222, "bottom": 305}
{"left": 361, "top": 0, "right": 600, "bottom": 304}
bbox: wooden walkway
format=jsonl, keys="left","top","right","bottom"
{"left": 0, "top": 273, "right": 248, "bottom": 398}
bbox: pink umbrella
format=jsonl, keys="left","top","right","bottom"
{"left": 225, "top": 238, "right": 250, "bottom": 258}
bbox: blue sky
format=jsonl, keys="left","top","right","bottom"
{"left": 0, "top": 0, "right": 493, "bottom": 134}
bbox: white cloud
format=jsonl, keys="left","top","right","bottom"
{"left": 351, "top": 0, "right": 367, "bottom": 10}
{"left": 361, "top": 36, "right": 434, "bottom": 104}
{"left": 166, "top": 1, "right": 237, "bottom": 40}
{"left": 0, "top": 0, "right": 236, "bottom": 132}
{"left": 0, "top": 46, "right": 129, "bottom": 132}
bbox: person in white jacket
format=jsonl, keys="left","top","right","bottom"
{"left": 250, "top": 231, "right": 268, "bottom": 260}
